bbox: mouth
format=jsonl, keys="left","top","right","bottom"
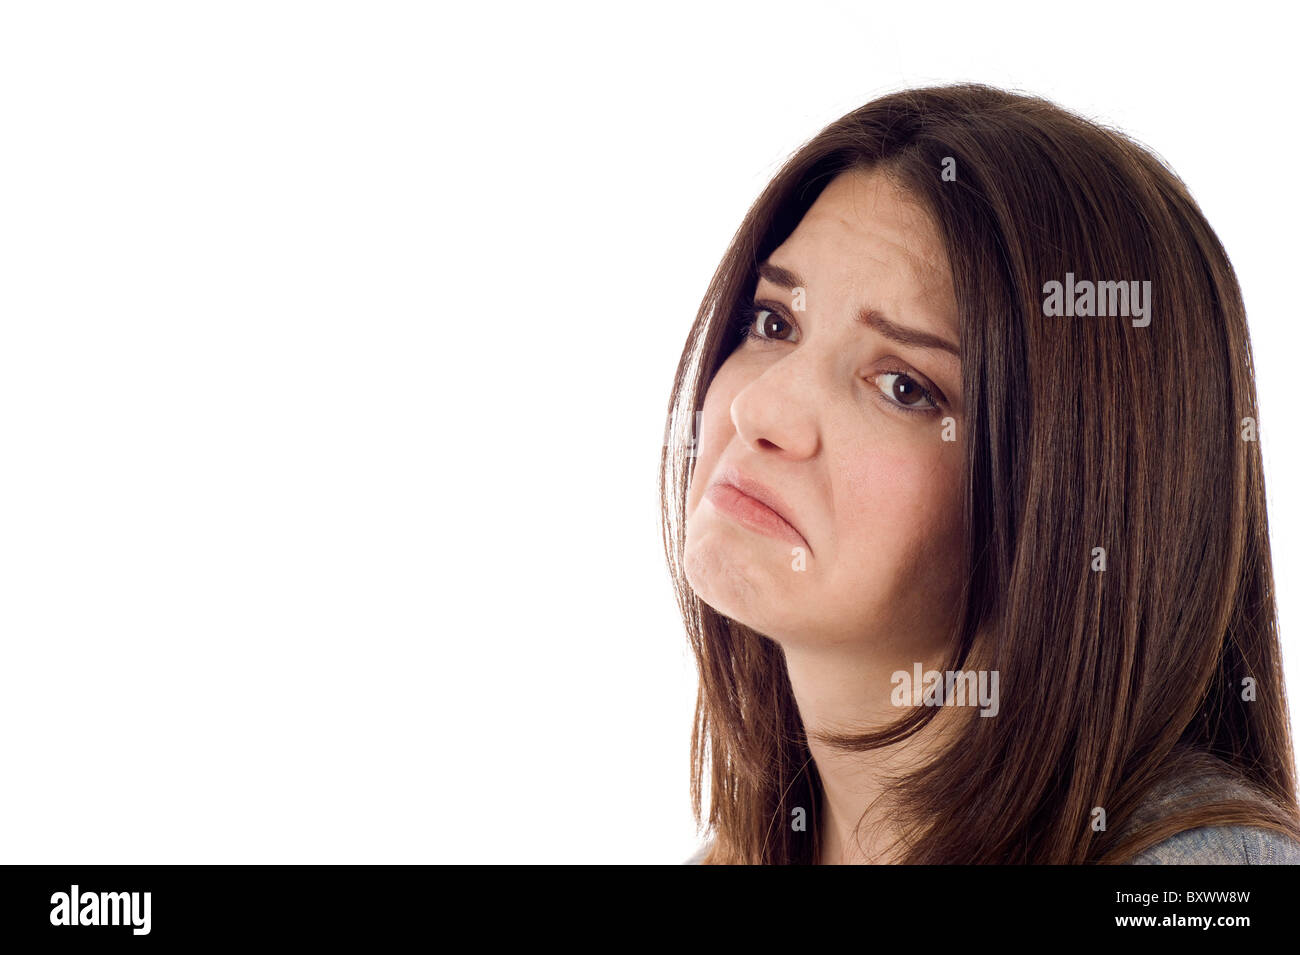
{"left": 703, "top": 467, "right": 809, "bottom": 551}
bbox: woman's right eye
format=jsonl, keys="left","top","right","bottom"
{"left": 735, "top": 304, "right": 798, "bottom": 343}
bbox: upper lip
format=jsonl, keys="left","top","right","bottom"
{"left": 713, "top": 464, "right": 807, "bottom": 546}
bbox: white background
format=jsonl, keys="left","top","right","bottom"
{"left": 1, "top": 1, "right": 1295, "bottom": 863}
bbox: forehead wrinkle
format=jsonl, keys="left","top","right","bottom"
{"left": 796, "top": 196, "right": 934, "bottom": 280}
{"left": 843, "top": 170, "right": 952, "bottom": 273}
{"left": 776, "top": 214, "right": 945, "bottom": 310}
{"left": 765, "top": 169, "right": 960, "bottom": 345}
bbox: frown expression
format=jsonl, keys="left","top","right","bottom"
{"left": 683, "top": 167, "right": 966, "bottom": 653}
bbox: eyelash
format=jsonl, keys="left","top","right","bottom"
{"left": 731, "top": 303, "right": 944, "bottom": 417}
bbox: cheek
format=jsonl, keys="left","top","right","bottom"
{"left": 685, "top": 370, "right": 740, "bottom": 512}
{"left": 835, "top": 439, "right": 964, "bottom": 574}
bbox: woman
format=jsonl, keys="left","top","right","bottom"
{"left": 661, "top": 84, "right": 1300, "bottom": 864}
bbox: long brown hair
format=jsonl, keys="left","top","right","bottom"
{"left": 660, "top": 83, "right": 1300, "bottom": 864}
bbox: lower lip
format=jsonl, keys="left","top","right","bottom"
{"left": 704, "top": 482, "right": 806, "bottom": 548}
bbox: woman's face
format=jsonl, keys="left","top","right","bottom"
{"left": 684, "top": 167, "right": 966, "bottom": 655}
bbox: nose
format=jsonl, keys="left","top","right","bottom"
{"left": 728, "top": 361, "right": 819, "bottom": 460}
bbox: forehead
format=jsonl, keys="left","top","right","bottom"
{"left": 769, "top": 168, "right": 954, "bottom": 304}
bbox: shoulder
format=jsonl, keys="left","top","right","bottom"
{"left": 1121, "top": 754, "right": 1300, "bottom": 865}
{"left": 1127, "top": 824, "right": 1300, "bottom": 865}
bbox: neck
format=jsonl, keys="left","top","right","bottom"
{"left": 782, "top": 639, "right": 960, "bottom": 864}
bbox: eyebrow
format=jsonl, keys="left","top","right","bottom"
{"left": 757, "top": 261, "right": 960, "bottom": 358}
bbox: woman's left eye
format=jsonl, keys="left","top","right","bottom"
{"left": 872, "top": 371, "right": 940, "bottom": 414}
